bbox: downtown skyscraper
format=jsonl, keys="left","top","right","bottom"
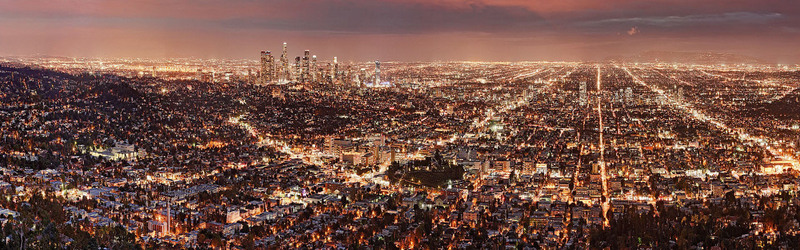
{"left": 301, "top": 50, "right": 310, "bottom": 82}
{"left": 260, "top": 51, "right": 274, "bottom": 84}
{"left": 279, "top": 42, "right": 289, "bottom": 83}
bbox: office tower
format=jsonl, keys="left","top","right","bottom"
{"left": 359, "top": 68, "right": 367, "bottom": 87}
{"left": 579, "top": 81, "right": 587, "bottom": 105}
{"left": 260, "top": 51, "right": 266, "bottom": 83}
{"left": 269, "top": 53, "right": 275, "bottom": 81}
{"left": 344, "top": 65, "right": 352, "bottom": 86}
{"left": 294, "top": 56, "right": 301, "bottom": 82}
{"left": 280, "top": 42, "right": 289, "bottom": 82}
{"left": 374, "top": 60, "right": 381, "bottom": 85}
{"left": 260, "top": 50, "right": 274, "bottom": 84}
{"left": 325, "top": 63, "right": 332, "bottom": 82}
{"left": 301, "top": 50, "right": 310, "bottom": 82}
{"left": 311, "top": 55, "right": 317, "bottom": 82}
{"left": 333, "top": 57, "right": 339, "bottom": 81}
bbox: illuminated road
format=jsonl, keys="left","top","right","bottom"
{"left": 463, "top": 67, "right": 570, "bottom": 138}
{"left": 228, "top": 114, "right": 322, "bottom": 166}
{"left": 510, "top": 68, "right": 545, "bottom": 81}
{"left": 596, "top": 65, "right": 610, "bottom": 227}
{"left": 231, "top": 115, "right": 391, "bottom": 186}
{"left": 622, "top": 66, "right": 800, "bottom": 170}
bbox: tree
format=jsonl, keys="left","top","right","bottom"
{"left": 38, "top": 221, "right": 60, "bottom": 249}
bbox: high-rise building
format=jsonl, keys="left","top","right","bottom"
{"left": 342, "top": 65, "right": 351, "bottom": 86}
{"left": 280, "top": 42, "right": 289, "bottom": 82}
{"left": 294, "top": 56, "right": 301, "bottom": 82}
{"left": 301, "top": 50, "right": 310, "bottom": 82}
{"left": 260, "top": 50, "right": 274, "bottom": 84}
{"left": 311, "top": 55, "right": 317, "bottom": 82}
{"left": 579, "top": 81, "right": 587, "bottom": 105}
{"left": 374, "top": 60, "right": 381, "bottom": 85}
{"left": 260, "top": 51, "right": 267, "bottom": 82}
{"left": 333, "top": 57, "right": 339, "bottom": 81}
{"left": 325, "top": 62, "right": 332, "bottom": 82}
{"left": 359, "top": 68, "right": 367, "bottom": 87}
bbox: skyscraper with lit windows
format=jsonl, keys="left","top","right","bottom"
{"left": 333, "top": 57, "right": 339, "bottom": 81}
{"left": 579, "top": 81, "right": 587, "bottom": 105}
{"left": 260, "top": 51, "right": 274, "bottom": 84}
{"left": 301, "top": 50, "right": 310, "bottom": 82}
{"left": 280, "top": 42, "right": 289, "bottom": 82}
{"left": 294, "top": 56, "right": 301, "bottom": 82}
{"left": 311, "top": 55, "right": 317, "bottom": 82}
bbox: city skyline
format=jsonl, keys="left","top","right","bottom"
{"left": 1, "top": 0, "right": 799, "bottom": 62}
{"left": 2, "top": 1, "right": 800, "bottom": 249}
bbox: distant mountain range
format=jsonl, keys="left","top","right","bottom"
{"left": 606, "top": 51, "right": 765, "bottom": 65}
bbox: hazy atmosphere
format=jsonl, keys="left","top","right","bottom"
{"left": 1, "top": 0, "right": 799, "bottom": 62}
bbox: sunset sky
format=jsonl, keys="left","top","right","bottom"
{"left": 1, "top": 0, "right": 798, "bottom": 62}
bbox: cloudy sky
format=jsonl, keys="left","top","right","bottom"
{"left": 1, "top": 0, "right": 798, "bottom": 62}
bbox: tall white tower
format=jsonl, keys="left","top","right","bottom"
{"left": 311, "top": 55, "right": 317, "bottom": 82}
